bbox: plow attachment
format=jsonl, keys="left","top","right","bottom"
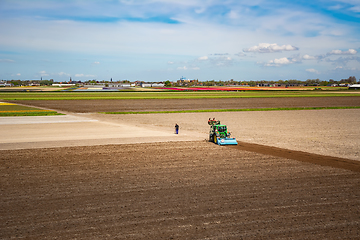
{"left": 216, "top": 137, "right": 238, "bottom": 145}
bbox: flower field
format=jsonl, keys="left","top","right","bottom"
{"left": 0, "top": 102, "right": 62, "bottom": 116}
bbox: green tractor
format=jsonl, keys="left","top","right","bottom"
{"left": 208, "top": 118, "right": 238, "bottom": 145}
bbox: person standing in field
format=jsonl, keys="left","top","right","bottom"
{"left": 175, "top": 123, "right": 179, "bottom": 134}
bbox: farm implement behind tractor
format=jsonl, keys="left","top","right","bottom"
{"left": 208, "top": 118, "right": 238, "bottom": 146}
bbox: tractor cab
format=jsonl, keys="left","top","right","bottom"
{"left": 214, "top": 125, "right": 228, "bottom": 138}
{"left": 208, "top": 118, "right": 237, "bottom": 145}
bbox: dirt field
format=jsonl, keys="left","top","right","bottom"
{"left": 1, "top": 142, "right": 360, "bottom": 239}
{"left": 10, "top": 96, "right": 360, "bottom": 113}
{"left": 1, "top": 97, "right": 360, "bottom": 239}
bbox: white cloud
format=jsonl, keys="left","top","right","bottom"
{"left": 198, "top": 56, "right": 208, "bottom": 60}
{"left": 228, "top": 10, "right": 239, "bottom": 19}
{"left": 212, "top": 53, "right": 229, "bottom": 56}
{"left": 177, "top": 66, "right": 187, "bottom": 70}
{"left": 273, "top": 57, "right": 290, "bottom": 64}
{"left": 263, "top": 57, "right": 299, "bottom": 67}
{"left": 39, "top": 70, "right": 49, "bottom": 76}
{"left": 325, "top": 56, "right": 360, "bottom": 65}
{"left": 243, "top": 43, "right": 299, "bottom": 53}
{"left": 75, "top": 73, "right": 96, "bottom": 78}
{"left": 176, "top": 66, "right": 200, "bottom": 70}
{"left": 349, "top": 6, "right": 360, "bottom": 13}
{"left": 93, "top": 61, "right": 100, "bottom": 64}
{"left": 303, "top": 54, "right": 316, "bottom": 60}
{"left": 57, "top": 72, "right": 70, "bottom": 76}
{"left": 16, "top": 73, "right": 21, "bottom": 76}
{"left": 167, "top": 61, "right": 174, "bottom": 64}
{"left": 209, "top": 56, "right": 233, "bottom": 67}
{"left": 306, "top": 68, "right": 320, "bottom": 74}
{"left": 328, "top": 49, "right": 357, "bottom": 55}
{"left": 235, "top": 52, "right": 246, "bottom": 57}
{"left": 328, "top": 4, "right": 343, "bottom": 10}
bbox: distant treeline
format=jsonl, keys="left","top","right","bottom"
{"left": 198, "top": 76, "right": 357, "bottom": 87}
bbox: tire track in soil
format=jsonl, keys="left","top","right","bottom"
{"left": 228, "top": 141, "right": 360, "bottom": 172}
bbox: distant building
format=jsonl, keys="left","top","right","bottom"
{"left": 141, "top": 83, "right": 152, "bottom": 88}
{"left": 177, "top": 78, "right": 198, "bottom": 86}
{"left": 108, "top": 83, "right": 131, "bottom": 88}
{"left": 140, "top": 82, "right": 164, "bottom": 88}
{"left": 349, "top": 84, "right": 360, "bottom": 90}
{"left": 151, "top": 83, "right": 165, "bottom": 87}
{"left": 0, "top": 82, "right": 12, "bottom": 87}
{"left": 52, "top": 83, "right": 76, "bottom": 87}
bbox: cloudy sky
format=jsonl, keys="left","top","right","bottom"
{"left": 1, "top": 0, "right": 359, "bottom": 82}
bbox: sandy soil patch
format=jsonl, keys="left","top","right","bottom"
{"left": 1, "top": 108, "right": 359, "bottom": 160}
{"left": 0, "top": 115, "right": 201, "bottom": 150}
{"left": 88, "top": 108, "right": 360, "bottom": 161}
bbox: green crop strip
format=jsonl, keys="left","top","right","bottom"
{"left": 0, "top": 111, "right": 63, "bottom": 117}
{"left": 102, "top": 106, "right": 360, "bottom": 114}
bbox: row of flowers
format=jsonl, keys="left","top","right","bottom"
{"left": 0, "top": 102, "right": 17, "bottom": 105}
{"left": 155, "top": 87, "right": 263, "bottom": 91}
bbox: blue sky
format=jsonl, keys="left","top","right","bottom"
{"left": 0, "top": 0, "right": 359, "bottom": 82}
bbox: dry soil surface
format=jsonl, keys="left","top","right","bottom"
{"left": 86, "top": 108, "right": 360, "bottom": 161}
{"left": 10, "top": 96, "right": 360, "bottom": 113}
{"left": 1, "top": 142, "right": 360, "bottom": 239}
{"left": 1, "top": 97, "right": 360, "bottom": 239}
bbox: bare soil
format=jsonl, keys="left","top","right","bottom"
{"left": 1, "top": 97, "right": 360, "bottom": 239}
{"left": 1, "top": 142, "right": 360, "bottom": 239}
{"left": 86, "top": 108, "right": 360, "bottom": 161}
{"left": 10, "top": 96, "right": 360, "bottom": 113}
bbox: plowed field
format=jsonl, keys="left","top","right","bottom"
{"left": 1, "top": 142, "right": 360, "bottom": 239}
{"left": 10, "top": 96, "right": 360, "bottom": 113}
{"left": 1, "top": 96, "right": 360, "bottom": 239}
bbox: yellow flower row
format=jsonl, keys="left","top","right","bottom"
{"left": 0, "top": 110, "right": 54, "bottom": 113}
{"left": 0, "top": 103, "right": 17, "bottom": 105}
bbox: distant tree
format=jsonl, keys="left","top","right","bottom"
{"left": 40, "top": 80, "right": 53, "bottom": 86}
{"left": 10, "top": 80, "right": 21, "bottom": 86}
{"left": 248, "top": 81, "right": 256, "bottom": 87}
{"left": 305, "top": 79, "right": 319, "bottom": 86}
{"left": 319, "top": 80, "right": 329, "bottom": 86}
{"left": 164, "top": 80, "right": 171, "bottom": 87}
{"left": 340, "top": 76, "right": 356, "bottom": 84}
{"left": 349, "top": 76, "right": 356, "bottom": 84}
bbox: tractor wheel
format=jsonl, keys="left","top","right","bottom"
{"left": 209, "top": 134, "right": 213, "bottom": 142}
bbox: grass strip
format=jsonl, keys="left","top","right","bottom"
{"left": 0, "top": 110, "right": 57, "bottom": 113}
{"left": 102, "top": 106, "right": 360, "bottom": 115}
